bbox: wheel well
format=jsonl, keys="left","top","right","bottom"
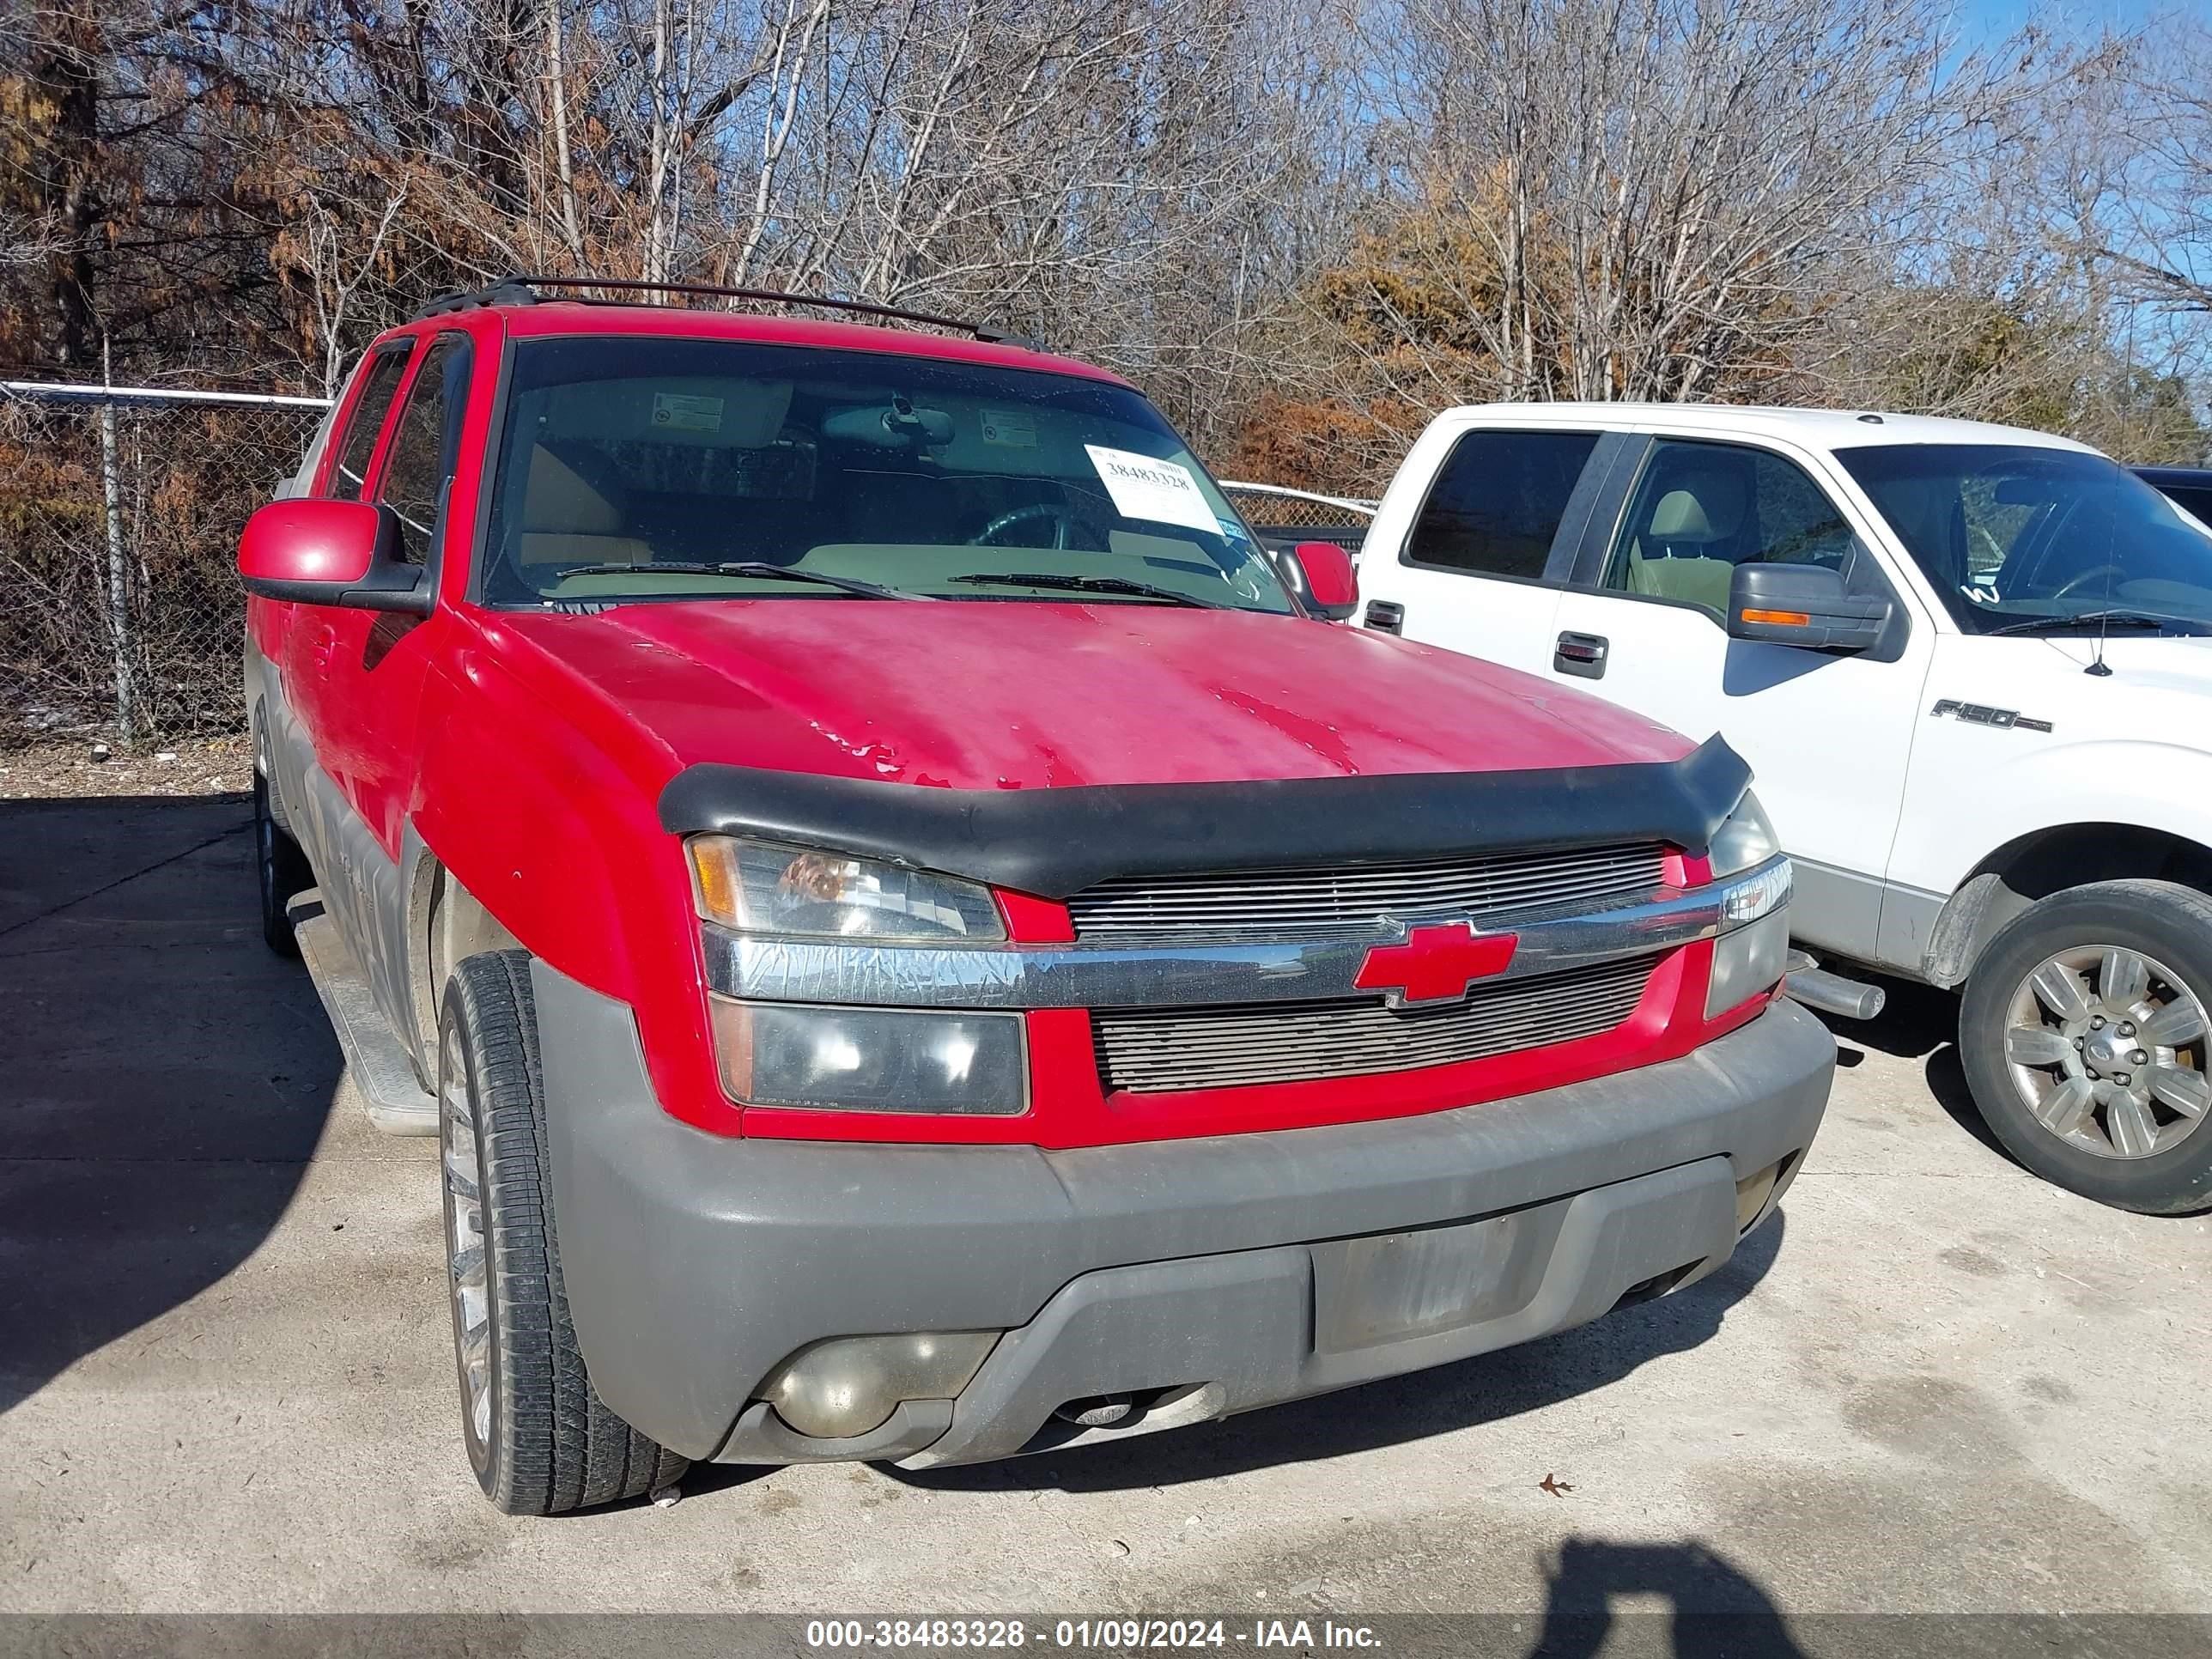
{"left": 408, "top": 860, "right": 525, "bottom": 1085}
{"left": 1925, "top": 823, "right": 2212, "bottom": 988}
{"left": 249, "top": 699, "right": 294, "bottom": 833}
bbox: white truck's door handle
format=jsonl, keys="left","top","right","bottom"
{"left": 1555, "top": 631, "right": 1608, "bottom": 678}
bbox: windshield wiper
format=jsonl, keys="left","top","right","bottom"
{"left": 949, "top": 571, "right": 1230, "bottom": 609}
{"left": 554, "top": 561, "right": 928, "bottom": 600}
{"left": 1982, "top": 610, "right": 2197, "bottom": 637}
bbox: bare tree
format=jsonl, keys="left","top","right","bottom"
{"left": 2022, "top": 9, "right": 2212, "bottom": 459}
{"left": 1, "top": 0, "right": 2201, "bottom": 473}
{"left": 292, "top": 185, "right": 411, "bottom": 394}
{"left": 1341, "top": 0, "right": 2028, "bottom": 406}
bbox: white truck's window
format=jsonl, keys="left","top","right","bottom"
{"left": 1838, "top": 443, "right": 2212, "bottom": 634}
{"left": 1601, "top": 440, "right": 1856, "bottom": 620}
{"left": 1403, "top": 429, "right": 1599, "bottom": 580}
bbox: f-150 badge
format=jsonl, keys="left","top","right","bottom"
{"left": 1929, "top": 698, "right": 2053, "bottom": 733}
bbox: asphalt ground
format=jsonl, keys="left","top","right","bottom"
{"left": 3, "top": 795, "right": 2207, "bottom": 1656}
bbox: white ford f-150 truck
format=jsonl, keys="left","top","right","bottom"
{"left": 1356, "top": 404, "right": 2212, "bottom": 1215}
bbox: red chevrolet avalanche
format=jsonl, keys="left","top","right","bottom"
{"left": 239, "top": 278, "right": 1830, "bottom": 1514}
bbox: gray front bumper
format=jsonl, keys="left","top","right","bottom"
{"left": 534, "top": 963, "right": 1833, "bottom": 1466}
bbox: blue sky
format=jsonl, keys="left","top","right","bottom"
{"left": 1957, "top": 0, "right": 2171, "bottom": 37}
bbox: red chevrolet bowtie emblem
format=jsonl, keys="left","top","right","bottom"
{"left": 1354, "top": 922, "right": 1518, "bottom": 1007}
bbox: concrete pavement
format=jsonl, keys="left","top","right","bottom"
{"left": 3, "top": 795, "right": 2207, "bottom": 1635}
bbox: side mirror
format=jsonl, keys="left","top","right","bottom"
{"left": 1291, "top": 540, "right": 1358, "bottom": 620}
{"left": 237, "top": 499, "right": 431, "bottom": 615}
{"left": 1727, "top": 563, "right": 1889, "bottom": 653}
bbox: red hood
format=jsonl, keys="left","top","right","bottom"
{"left": 495, "top": 600, "right": 1691, "bottom": 790}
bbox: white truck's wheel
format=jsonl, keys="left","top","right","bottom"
{"left": 438, "top": 951, "right": 690, "bottom": 1512}
{"left": 1959, "top": 880, "right": 2212, "bottom": 1215}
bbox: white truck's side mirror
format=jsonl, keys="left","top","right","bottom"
{"left": 1727, "top": 563, "right": 1891, "bottom": 653}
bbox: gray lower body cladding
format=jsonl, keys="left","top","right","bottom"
{"left": 534, "top": 961, "right": 1833, "bottom": 1466}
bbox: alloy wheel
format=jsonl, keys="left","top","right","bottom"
{"left": 2002, "top": 945, "right": 2210, "bottom": 1159}
{"left": 440, "top": 1030, "right": 494, "bottom": 1461}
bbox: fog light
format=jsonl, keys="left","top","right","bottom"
{"left": 1735, "top": 1158, "right": 1784, "bottom": 1232}
{"left": 759, "top": 1331, "right": 1000, "bottom": 1439}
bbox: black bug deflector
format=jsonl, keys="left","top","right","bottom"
{"left": 656, "top": 735, "right": 1752, "bottom": 898}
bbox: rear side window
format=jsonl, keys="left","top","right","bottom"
{"left": 1403, "top": 428, "right": 1601, "bottom": 580}
{"left": 374, "top": 334, "right": 475, "bottom": 565}
{"left": 325, "top": 347, "right": 413, "bottom": 501}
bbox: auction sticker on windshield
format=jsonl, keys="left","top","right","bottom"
{"left": 1085, "top": 444, "right": 1219, "bottom": 534}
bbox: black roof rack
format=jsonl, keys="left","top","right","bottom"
{"left": 410, "top": 274, "right": 1041, "bottom": 350}
{"left": 414, "top": 278, "right": 541, "bottom": 317}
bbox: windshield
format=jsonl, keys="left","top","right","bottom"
{"left": 480, "top": 337, "right": 1292, "bottom": 613}
{"left": 1836, "top": 443, "right": 2212, "bottom": 634}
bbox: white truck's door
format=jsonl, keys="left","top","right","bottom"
{"left": 1545, "top": 434, "right": 1936, "bottom": 961}
{"left": 1356, "top": 421, "right": 1622, "bottom": 678}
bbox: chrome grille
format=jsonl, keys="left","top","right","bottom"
{"left": 1092, "top": 954, "right": 1658, "bottom": 1094}
{"left": 1066, "top": 842, "right": 1668, "bottom": 944}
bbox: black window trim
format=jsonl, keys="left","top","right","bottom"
{"left": 1395, "top": 424, "right": 1629, "bottom": 589}
{"left": 1559, "top": 432, "right": 1650, "bottom": 586}
{"left": 1559, "top": 432, "right": 1912, "bottom": 663}
{"left": 465, "top": 332, "right": 516, "bottom": 605}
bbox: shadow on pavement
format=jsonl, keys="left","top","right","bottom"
{"left": 1527, "top": 1535, "right": 1807, "bottom": 1656}
{"left": 1808, "top": 975, "right": 2008, "bottom": 1159}
{"left": 888, "top": 1207, "right": 1787, "bottom": 1495}
{"left": 0, "top": 794, "right": 338, "bottom": 1417}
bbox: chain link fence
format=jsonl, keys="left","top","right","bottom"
{"left": 1217, "top": 481, "right": 1376, "bottom": 556}
{"left": 0, "top": 385, "right": 1377, "bottom": 750}
{"left": 0, "top": 382, "right": 330, "bottom": 750}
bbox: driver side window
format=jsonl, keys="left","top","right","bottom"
{"left": 323, "top": 345, "right": 413, "bottom": 502}
{"left": 1601, "top": 440, "right": 1863, "bottom": 621}
{"left": 374, "top": 333, "right": 474, "bottom": 565}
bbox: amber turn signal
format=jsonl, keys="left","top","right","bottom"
{"left": 1739, "top": 606, "right": 1811, "bottom": 626}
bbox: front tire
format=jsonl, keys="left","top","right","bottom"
{"left": 439, "top": 951, "right": 690, "bottom": 1513}
{"left": 253, "top": 768, "right": 313, "bottom": 957}
{"left": 1959, "top": 880, "right": 2212, "bottom": 1216}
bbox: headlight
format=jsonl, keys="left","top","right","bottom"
{"left": 1706, "top": 789, "right": 1790, "bottom": 1016}
{"left": 689, "top": 836, "right": 1004, "bottom": 941}
{"left": 690, "top": 839, "right": 1018, "bottom": 1115}
{"left": 709, "top": 998, "right": 1029, "bottom": 1115}
{"left": 1708, "top": 789, "right": 1780, "bottom": 878}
